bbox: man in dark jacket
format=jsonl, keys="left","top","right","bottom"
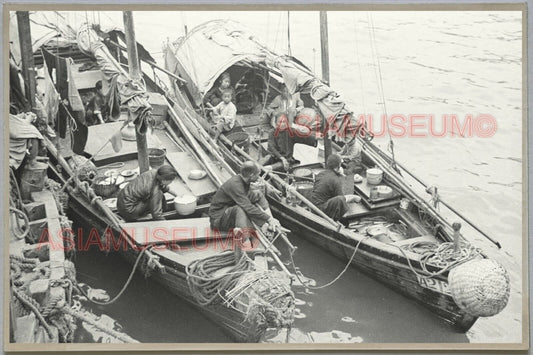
{"left": 117, "top": 165, "right": 179, "bottom": 221}
{"left": 209, "top": 161, "right": 280, "bottom": 237}
{"left": 311, "top": 154, "right": 360, "bottom": 221}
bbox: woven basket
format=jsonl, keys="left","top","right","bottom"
{"left": 448, "top": 259, "right": 510, "bottom": 317}
{"left": 92, "top": 176, "right": 118, "bottom": 198}
{"left": 69, "top": 154, "right": 97, "bottom": 182}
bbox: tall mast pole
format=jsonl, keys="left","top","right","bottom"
{"left": 16, "top": 11, "right": 36, "bottom": 111}
{"left": 123, "top": 11, "right": 150, "bottom": 173}
{"left": 320, "top": 11, "right": 332, "bottom": 163}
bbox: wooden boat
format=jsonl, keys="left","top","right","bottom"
{"left": 16, "top": 18, "right": 295, "bottom": 343}
{"left": 157, "top": 19, "right": 511, "bottom": 331}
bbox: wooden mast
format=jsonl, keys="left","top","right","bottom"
{"left": 319, "top": 11, "right": 332, "bottom": 163}
{"left": 16, "top": 11, "right": 36, "bottom": 111}
{"left": 123, "top": 11, "right": 150, "bottom": 173}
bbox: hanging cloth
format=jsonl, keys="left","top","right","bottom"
{"left": 42, "top": 59, "right": 60, "bottom": 127}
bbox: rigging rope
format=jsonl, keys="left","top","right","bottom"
{"left": 366, "top": 13, "right": 398, "bottom": 169}
{"left": 352, "top": 13, "right": 367, "bottom": 115}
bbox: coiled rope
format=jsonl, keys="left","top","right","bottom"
{"left": 392, "top": 240, "right": 481, "bottom": 279}
{"left": 186, "top": 250, "right": 253, "bottom": 307}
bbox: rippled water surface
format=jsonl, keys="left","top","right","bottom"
{"left": 60, "top": 10, "right": 522, "bottom": 343}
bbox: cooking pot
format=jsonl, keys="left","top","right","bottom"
{"left": 174, "top": 194, "right": 197, "bottom": 215}
{"left": 366, "top": 168, "right": 383, "bottom": 185}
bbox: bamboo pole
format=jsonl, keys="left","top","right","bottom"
{"left": 16, "top": 11, "right": 36, "bottom": 111}
{"left": 164, "top": 104, "right": 293, "bottom": 277}
{"left": 319, "top": 11, "right": 330, "bottom": 84}
{"left": 123, "top": 11, "right": 149, "bottom": 174}
{"left": 319, "top": 11, "right": 332, "bottom": 164}
{"left": 364, "top": 140, "right": 501, "bottom": 248}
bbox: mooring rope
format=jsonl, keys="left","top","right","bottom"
{"left": 288, "top": 236, "right": 370, "bottom": 290}
{"left": 75, "top": 246, "right": 150, "bottom": 306}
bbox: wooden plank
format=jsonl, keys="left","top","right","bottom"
{"left": 343, "top": 201, "right": 371, "bottom": 219}
{"left": 121, "top": 217, "right": 214, "bottom": 246}
{"left": 166, "top": 151, "right": 217, "bottom": 198}
{"left": 31, "top": 191, "right": 59, "bottom": 219}
{"left": 153, "top": 247, "right": 223, "bottom": 267}
{"left": 70, "top": 66, "right": 104, "bottom": 90}
{"left": 85, "top": 121, "right": 163, "bottom": 163}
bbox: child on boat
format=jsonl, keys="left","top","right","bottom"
{"left": 209, "top": 90, "right": 237, "bottom": 140}
{"left": 204, "top": 72, "right": 235, "bottom": 108}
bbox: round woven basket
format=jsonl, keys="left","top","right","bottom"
{"left": 448, "top": 258, "right": 510, "bottom": 317}
{"left": 92, "top": 176, "right": 119, "bottom": 198}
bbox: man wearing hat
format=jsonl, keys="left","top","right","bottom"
{"left": 117, "top": 165, "right": 179, "bottom": 221}
{"left": 209, "top": 161, "right": 281, "bottom": 244}
{"left": 311, "top": 154, "right": 360, "bottom": 221}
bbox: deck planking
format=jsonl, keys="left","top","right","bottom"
{"left": 166, "top": 151, "right": 217, "bottom": 198}
{"left": 85, "top": 121, "right": 164, "bottom": 163}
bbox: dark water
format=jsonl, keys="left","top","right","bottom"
{"left": 73, "top": 220, "right": 467, "bottom": 343}
{"left": 73, "top": 221, "right": 231, "bottom": 343}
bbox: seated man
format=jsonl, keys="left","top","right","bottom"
{"left": 85, "top": 80, "right": 106, "bottom": 125}
{"left": 311, "top": 154, "right": 360, "bottom": 221}
{"left": 208, "top": 89, "right": 237, "bottom": 140}
{"left": 209, "top": 161, "right": 281, "bottom": 246}
{"left": 265, "top": 84, "right": 303, "bottom": 128}
{"left": 261, "top": 111, "right": 317, "bottom": 171}
{"left": 117, "top": 165, "right": 179, "bottom": 222}
{"left": 203, "top": 72, "right": 235, "bottom": 109}
{"left": 234, "top": 69, "right": 267, "bottom": 113}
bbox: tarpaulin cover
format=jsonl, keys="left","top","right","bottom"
{"left": 165, "top": 20, "right": 359, "bottom": 136}
{"left": 76, "top": 24, "right": 152, "bottom": 133}
{"left": 164, "top": 20, "right": 268, "bottom": 105}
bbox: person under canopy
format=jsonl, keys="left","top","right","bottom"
{"left": 207, "top": 89, "right": 237, "bottom": 140}
{"left": 117, "top": 165, "right": 180, "bottom": 221}
{"left": 203, "top": 72, "right": 236, "bottom": 109}
{"left": 311, "top": 154, "right": 360, "bottom": 221}
{"left": 209, "top": 161, "right": 281, "bottom": 246}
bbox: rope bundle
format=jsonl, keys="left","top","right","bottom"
{"left": 186, "top": 250, "right": 253, "bottom": 307}
{"left": 186, "top": 250, "right": 295, "bottom": 331}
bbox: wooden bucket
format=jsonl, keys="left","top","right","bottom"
{"left": 148, "top": 148, "right": 166, "bottom": 169}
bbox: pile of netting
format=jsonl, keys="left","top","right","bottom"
{"left": 186, "top": 250, "right": 295, "bottom": 331}
{"left": 399, "top": 239, "right": 510, "bottom": 317}
{"left": 402, "top": 239, "right": 482, "bottom": 276}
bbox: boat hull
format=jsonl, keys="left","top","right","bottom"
{"left": 54, "top": 170, "right": 267, "bottom": 342}
{"left": 267, "top": 197, "right": 477, "bottom": 332}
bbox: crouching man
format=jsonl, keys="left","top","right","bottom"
{"left": 209, "top": 161, "right": 281, "bottom": 248}
{"left": 311, "top": 154, "right": 360, "bottom": 221}
{"left": 117, "top": 165, "right": 179, "bottom": 222}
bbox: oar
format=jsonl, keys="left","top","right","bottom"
{"left": 216, "top": 134, "right": 340, "bottom": 228}
{"left": 165, "top": 107, "right": 294, "bottom": 277}
{"left": 361, "top": 139, "right": 501, "bottom": 249}
{"left": 166, "top": 98, "right": 309, "bottom": 252}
